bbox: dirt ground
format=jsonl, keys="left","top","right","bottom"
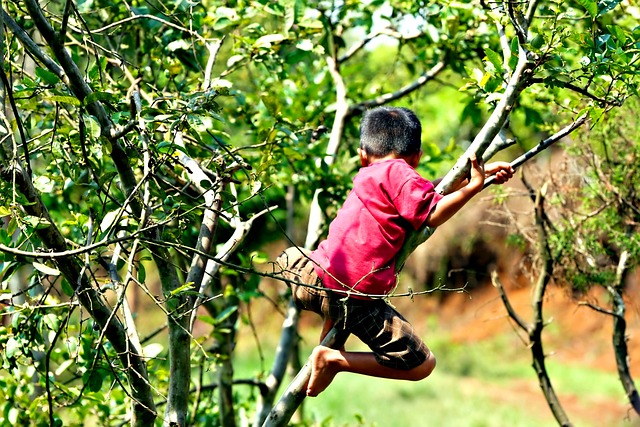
{"left": 433, "top": 276, "right": 640, "bottom": 376}
{"left": 408, "top": 277, "right": 640, "bottom": 426}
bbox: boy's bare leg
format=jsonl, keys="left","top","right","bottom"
{"left": 306, "top": 345, "right": 436, "bottom": 397}
{"left": 319, "top": 318, "right": 334, "bottom": 343}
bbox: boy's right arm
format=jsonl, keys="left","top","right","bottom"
{"left": 424, "top": 155, "right": 485, "bottom": 227}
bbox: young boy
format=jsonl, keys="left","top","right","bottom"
{"left": 276, "top": 107, "right": 514, "bottom": 397}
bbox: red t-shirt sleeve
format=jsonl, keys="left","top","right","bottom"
{"left": 393, "top": 176, "right": 443, "bottom": 230}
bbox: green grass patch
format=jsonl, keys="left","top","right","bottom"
{"left": 232, "top": 327, "right": 630, "bottom": 427}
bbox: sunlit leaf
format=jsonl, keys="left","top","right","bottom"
{"left": 254, "top": 34, "right": 286, "bottom": 48}
{"left": 576, "top": 0, "right": 597, "bottom": 17}
{"left": 484, "top": 48, "right": 504, "bottom": 74}
{"left": 33, "top": 262, "right": 60, "bottom": 276}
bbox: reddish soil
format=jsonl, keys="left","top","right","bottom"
{"left": 434, "top": 277, "right": 640, "bottom": 376}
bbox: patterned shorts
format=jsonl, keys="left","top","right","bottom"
{"left": 275, "top": 247, "right": 429, "bottom": 370}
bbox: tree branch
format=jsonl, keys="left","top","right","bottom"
{"left": 483, "top": 113, "right": 588, "bottom": 188}
{"left": 491, "top": 270, "right": 530, "bottom": 331}
{"left": 529, "top": 77, "right": 623, "bottom": 107}
{"left": 396, "top": 39, "right": 534, "bottom": 270}
{"left": 253, "top": 299, "right": 300, "bottom": 427}
{"left": 0, "top": 162, "right": 157, "bottom": 425}
{"left": 351, "top": 58, "right": 447, "bottom": 113}
{"left": 338, "top": 26, "right": 423, "bottom": 64}
{"left": 303, "top": 54, "right": 349, "bottom": 250}
{"left": 262, "top": 327, "right": 351, "bottom": 427}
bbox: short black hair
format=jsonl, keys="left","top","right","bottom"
{"left": 359, "top": 107, "right": 422, "bottom": 157}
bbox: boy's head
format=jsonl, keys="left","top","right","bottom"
{"left": 359, "top": 107, "right": 422, "bottom": 160}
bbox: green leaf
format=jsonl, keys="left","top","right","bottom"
{"left": 84, "top": 370, "right": 103, "bottom": 393}
{"left": 576, "top": 0, "right": 597, "bottom": 18}
{"left": 47, "top": 95, "right": 81, "bottom": 106}
{"left": 254, "top": 34, "right": 286, "bottom": 48}
{"left": 5, "top": 337, "right": 19, "bottom": 358}
{"left": 61, "top": 279, "right": 75, "bottom": 297}
{"left": 33, "top": 176, "right": 55, "bottom": 193}
{"left": 83, "top": 115, "right": 101, "bottom": 139}
{"left": 33, "top": 262, "right": 60, "bottom": 276}
{"left": 22, "top": 215, "right": 51, "bottom": 230}
{"left": 43, "top": 313, "right": 60, "bottom": 331}
{"left": 84, "top": 91, "right": 115, "bottom": 105}
{"left": 197, "top": 315, "right": 217, "bottom": 326}
{"left": 484, "top": 48, "right": 504, "bottom": 74}
{"left": 35, "top": 67, "right": 60, "bottom": 85}
{"left": 169, "top": 282, "right": 194, "bottom": 297}
{"left": 0, "top": 206, "right": 11, "bottom": 216}
{"left": 598, "top": 0, "right": 622, "bottom": 16}
{"left": 137, "top": 262, "right": 146, "bottom": 284}
{"left": 215, "top": 305, "right": 238, "bottom": 323}
{"left": 250, "top": 251, "right": 269, "bottom": 264}
{"left": 530, "top": 34, "right": 545, "bottom": 50}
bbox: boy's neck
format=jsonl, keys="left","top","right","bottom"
{"left": 359, "top": 149, "right": 421, "bottom": 168}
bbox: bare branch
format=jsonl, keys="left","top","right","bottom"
{"left": 1, "top": 10, "right": 66, "bottom": 81}
{"left": 351, "top": 58, "right": 447, "bottom": 112}
{"left": 262, "top": 327, "right": 351, "bottom": 427}
{"left": 491, "top": 270, "right": 530, "bottom": 331}
{"left": 304, "top": 54, "right": 350, "bottom": 250}
{"left": 483, "top": 113, "right": 588, "bottom": 188}
{"left": 525, "top": 0, "right": 540, "bottom": 31}
{"left": 0, "top": 67, "right": 32, "bottom": 177}
{"left": 507, "top": 0, "right": 528, "bottom": 46}
{"left": 338, "top": 26, "right": 423, "bottom": 64}
{"left": 578, "top": 301, "right": 618, "bottom": 317}
{"left": 529, "top": 77, "right": 623, "bottom": 106}
{"left": 254, "top": 299, "right": 300, "bottom": 427}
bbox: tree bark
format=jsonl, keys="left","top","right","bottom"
{"left": 254, "top": 299, "right": 300, "bottom": 426}
{"left": 609, "top": 251, "right": 640, "bottom": 415}
{"left": 262, "top": 327, "right": 350, "bottom": 427}
{"left": 0, "top": 164, "right": 157, "bottom": 426}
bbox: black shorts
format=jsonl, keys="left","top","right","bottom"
{"left": 275, "top": 247, "right": 429, "bottom": 370}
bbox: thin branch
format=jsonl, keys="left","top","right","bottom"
{"left": 1, "top": 10, "right": 67, "bottom": 81}
{"left": 262, "top": 327, "right": 351, "bottom": 427}
{"left": 525, "top": 0, "right": 540, "bottom": 31}
{"left": 338, "top": 26, "right": 423, "bottom": 64}
{"left": 59, "top": 0, "right": 73, "bottom": 41}
{"left": 529, "top": 77, "right": 623, "bottom": 106}
{"left": 483, "top": 113, "right": 588, "bottom": 188}
{"left": 507, "top": 0, "right": 528, "bottom": 46}
{"left": 0, "top": 67, "right": 32, "bottom": 176}
{"left": 491, "top": 270, "right": 530, "bottom": 331}
{"left": 189, "top": 202, "right": 277, "bottom": 330}
{"left": 578, "top": 301, "right": 619, "bottom": 318}
{"left": 202, "top": 38, "right": 224, "bottom": 91}
{"left": 351, "top": 58, "right": 447, "bottom": 113}
{"left": 303, "top": 53, "right": 349, "bottom": 249}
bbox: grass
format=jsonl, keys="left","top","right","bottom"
{"left": 232, "top": 323, "right": 632, "bottom": 427}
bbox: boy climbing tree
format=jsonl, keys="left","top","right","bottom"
{"left": 275, "top": 107, "right": 514, "bottom": 397}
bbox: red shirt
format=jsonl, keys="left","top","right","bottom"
{"left": 310, "top": 159, "right": 443, "bottom": 299}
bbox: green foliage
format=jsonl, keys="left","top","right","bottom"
{"left": 547, "top": 97, "right": 640, "bottom": 291}
{"left": 0, "top": 0, "right": 638, "bottom": 424}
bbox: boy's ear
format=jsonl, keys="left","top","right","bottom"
{"left": 408, "top": 150, "right": 423, "bottom": 168}
{"left": 358, "top": 148, "right": 369, "bottom": 166}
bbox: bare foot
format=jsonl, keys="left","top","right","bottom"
{"left": 306, "top": 346, "right": 340, "bottom": 397}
